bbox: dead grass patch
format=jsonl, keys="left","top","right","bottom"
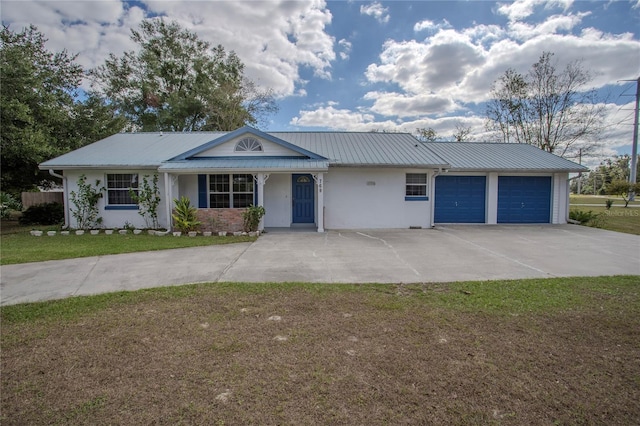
{"left": 2, "top": 278, "right": 639, "bottom": 425}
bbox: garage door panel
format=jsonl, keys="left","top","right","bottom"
{"left": 498, "top": 176, "right": 551, "bottom": 223}
{"left": 435, "top": 176, "right": 486, "bottom": 223}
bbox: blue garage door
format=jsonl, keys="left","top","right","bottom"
{"left": 435, "top": 176, "right": 486, "bottom": 223}
{"left": 498, "top": 176, "right": 551, "bottom": 223}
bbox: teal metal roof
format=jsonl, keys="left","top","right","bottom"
{"left": 423, "top": 142, "right": 588, "bottom": 172}
{"left": 270, "top": 132, "right": 449, "bottom": 167}
{"left": 40, "top": 132, "right": 226, "bottom": 169}
{"left": 39, "top": 128, "right": 586, "bottom": 173}
{"left": 40, "top": 130, "right": 449, "bottom": 170}
{"left": 158, "top": 158, "right": 329, "bottom": 173}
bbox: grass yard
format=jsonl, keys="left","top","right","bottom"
{"left": 570, "top": 194, "right": 640, "bottom": 207}
{"left": 569, "top": 205, "right": 640, "bottom": 235}
{"left": 2, "top": 276, "right": 639, "bottom": 425}
{"left": 0, "top": 221, "right": 255, "bottom": 265}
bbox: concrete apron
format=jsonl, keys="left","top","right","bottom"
{"left": 1, "top": 225, "right": 639, "bottom": 306}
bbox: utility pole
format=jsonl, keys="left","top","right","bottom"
{"left": 630, "top": 77, "right": 639, "bottom": 201}
{"left": 577, "top": 148, "right": 582, "bottom": 195}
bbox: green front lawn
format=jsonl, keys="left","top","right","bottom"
{"left": 0, "top": 221, "right": 255, "bottom": 265}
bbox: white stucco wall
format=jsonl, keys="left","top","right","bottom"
{"left": 64, "top": 169, "right": 167, "bottom": 229}
{"left": 323, "top": 168, "right": 432, "bottom": 229}
{"left": 63, "top": 168, "right": 571, "bottom": 230}
{"left": 263, "top": 174, "right": 293, "bottom": 227}
{"left": 553, "top": 172, "right": 569, "bottom": 224}
{"left": 178, "top": 175, "right": 199, "bottom": 206}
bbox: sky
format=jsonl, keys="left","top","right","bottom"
{"left": 2, "top": 0, "right": 640, "bottom": 165}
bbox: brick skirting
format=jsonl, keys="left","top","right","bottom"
{"left": 196, "top": 209, "right": 245, "bottom": 233}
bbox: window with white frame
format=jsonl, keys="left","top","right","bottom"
{"left": 107, "top": 173, "right": 138, "bottom": 205}
{"left": 405, "top": 173, "right": 427, "bottom": 198}
{"left": 209, "top": 174, "right": 254, "bottom": 208}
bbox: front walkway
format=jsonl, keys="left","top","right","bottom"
{"left": 1, "top": 225, "right": 638, "bottom": 306}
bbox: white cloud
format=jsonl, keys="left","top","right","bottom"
{"left": 599, "top": 101, "right": 638, "bottom": 149}
{"left": 363, "top": 91, "right": 458, "bottom": 117}
{"left": 360, "top": 2, "right": 390, "bottom": 24}
{"left": 290, "top": 103, "right": 488, "bottom": 137}
{"left": 414, "top": 19, "right": 451, "bottom": 33}
{"left": 507, "top": 12, "right": 589, "bottom": 40}
{"left": 1, "top": 0, "right": 336, "bottom": 96}
{"left": 363, "top": 11, "right": 640, "bottom": 111}
{"left": 291, "top": 105, "right": 376, "bottom": 130}
{"left": 365, "top": 30, "right": 485, "bottom": 96}
{"left": 497, "top": 0, "right": 574, "bottom": 22}
{"left": 338, "top": 38, "right": 352, "bottom": 60}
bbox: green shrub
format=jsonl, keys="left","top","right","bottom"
{"left": 242, "top": 204, "right": 266, "bottom": 232}
{"left": 569, "top": 209, "right": 594, "bottom": 224}
{"left": 19, "top": 202, "right": 64, "bottom": 225}
{"left": 69, "top": 175, "right": 104, "bottom": 229}
{"left": 0, "top": 193, "right": 21, "bottom": 219}
{"left": 172, "top": 196, "right": 201, "bottom": 233}
{"left": 130, "top": 174, "right": 161, "bottom": 229}
{"left": 569, "top": 209, "right": 606, "bottom": 228}
{"left": 605, "top": 199, "right": 614, "bottom": 210}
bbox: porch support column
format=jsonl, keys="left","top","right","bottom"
{"left": 164, "top": 172, "right": 173, "bottom": 230}
{"left": 315, "top": 172, "right": 324, "bottom": 232}
{"left": 256, "top": 173, "right": 269, "bottom": 231}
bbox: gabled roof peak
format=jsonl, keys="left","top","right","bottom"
{"left": 170, "top": 126, "right": 327, "bottom": 161}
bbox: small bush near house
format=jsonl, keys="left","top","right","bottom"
{"left": 0, "top": 193, "right": 21, "bottom": 219}
{"left": 569, "top": 209, "right": 593, "bottom": 224}
{"left": 18, "top": 202, "right": 64, "bottom": 226}
{"left": 605, "top": 199, "right": 614, "bottom": 210}
{"left": 242, "top": 204, "right": 266, "bottom": 232}
{"left": 569, "top": 209, "right": 606, "bottom": 228}
{"left": 69, "top": 175, "right": 105, "bottom": 230}
{"left": 172, "top": 196, "right": 201, "bottom": 233}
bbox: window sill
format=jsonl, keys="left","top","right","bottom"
{"left": 405, "top": 196, "right": 428, "bottom": 201}
{"left": 105, "top": 205, "right": 138, "bottom": 210}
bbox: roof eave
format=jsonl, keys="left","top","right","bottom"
{"left": 446, "top": 168, "right": 587, "bottom": 173}
{"left": 39, "top": 164, "right": 160, "bottom": 171}
{"left": 157, "top": 167, "right": 329, "bottom": 174}
{"left": 329, "top": 163, "right": 451, "bottom": 169}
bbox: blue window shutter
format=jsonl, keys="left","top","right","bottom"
{"left": 198, "top": 174, "right": 207, "bottom": 208}
{"left": 254, "top": 180, "right": 258, "bottom": 205}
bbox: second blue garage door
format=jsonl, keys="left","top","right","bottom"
{"left": 434, "top": 176, "right": 486, "bottom": 223}
{"left": 498, "top": 176, "right": 551, "bottom": 223}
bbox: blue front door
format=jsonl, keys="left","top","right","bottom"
{"left": 292, "top": 174, "right": 314, "bottom": 223}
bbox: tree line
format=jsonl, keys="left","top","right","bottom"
{"left": 571, "top": 154, "right": 640, "bottom": 205}
{"left": 1, "top": 20, "right": 277, "bottom": 194}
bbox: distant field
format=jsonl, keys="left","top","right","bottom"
{"left": 568, "top": 206, "right": 640, "bottom": 235}
{"left": 570, "top": 194, "right": 640, "bottom": 206}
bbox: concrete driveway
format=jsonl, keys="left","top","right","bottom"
{"left": 1, "top": 225, "right": 638, "bottom": 306}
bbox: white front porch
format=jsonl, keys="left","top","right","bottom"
{"left": 163, "top": 171, "right": 325, "bottom": 233}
